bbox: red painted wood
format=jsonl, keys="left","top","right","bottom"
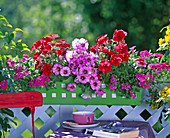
{"left": 31, "top": 106, "right": 35, "bottom": 138}
{"left": 0, "top": 91, "right": 43, "bottom": 138}
{"left": 0, "top": 91, "right": 43, "bottom": 108}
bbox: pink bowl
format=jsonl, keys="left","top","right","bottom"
{"left": 72, "top": 111, "right": 94, "bottom": 125}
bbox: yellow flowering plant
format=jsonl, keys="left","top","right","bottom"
{"left": 146, "top": 19, "right": 170, "bottom": 124}
{"left": 157, "top": 19, "right": 170, "bottom": 63}
{"left": 156, "top": 86, "right": 170, "bottom": 122}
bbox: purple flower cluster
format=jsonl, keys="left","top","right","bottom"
{"left": 52, "top": 64, "right": 71, "bottom": 76}
{"left": 64, "top": 38, "right": 103, "bottom": 95}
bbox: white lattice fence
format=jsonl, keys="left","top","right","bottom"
{"left": 5, "top": 89, "right": 170, "bottom": 138}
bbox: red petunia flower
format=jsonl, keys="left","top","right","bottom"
{"left": 114, "top": 42, "right": 128, "bottom": 53}
{"left": 55, "top": 39, "right": 66, "bottom": 44}
{"left": 33, "top": 51, "right": 42, "bottom": 60}
{"left": 100, "top": 46, "right": 110, "bottom": 56}
{"left": 42, "top": 44, "right": 52, "bottom": 55}
{"left": 110, "top": 54, "right": 122, "bottom": 66}
{"left": 135, "top": 57, "right": 146, "bottom": 67}
{"left": 42, "top": 63, "right": 52, "bottom": 76}
{"left": 97, "top": 71, "right": 101, "bottom": 80}
{"left": 42, "top": 37, "right": 53, "bottom": 44}
{"left": 47, "top": 34, "right": 60, "bottom": 39}
{"left": 121, "top": 52, "right": 130, "bottom": 62}
{"left": 96, "top": 34, "right": 109, "bottom": 44}
{"left": 30, "top": 40, "right": 43, "bottom": 54}
{"left": 90, "top": 44, "right": 99, "bottom": 53}
{"left": 54, "top": 49, "right": 66, "bottom": 56}
{"left": 98, "top": 60, "right": 112, "bottom": 73}
{"left": 113, "top": 30, "right": 127, "bottom": 42}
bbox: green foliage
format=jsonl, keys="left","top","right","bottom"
{"left": 0, "top": 0, "right": 169, "bottom": 52}
{"left": 0, "top": 15, "right": 28, "bottom": 138}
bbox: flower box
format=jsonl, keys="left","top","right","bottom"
{"left": 32, "top": 81, "right": 143, "bottom": 105}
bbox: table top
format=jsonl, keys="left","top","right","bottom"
{"left": 48, "top": 120, "right": 155, "bottom": 138}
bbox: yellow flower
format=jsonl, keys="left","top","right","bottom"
{"left": 159, "top": 91, "right": 162, "bottom": 96}
{"left": 165, "top": 35, "right": 170, "bottom": 44}
{"left": 167, "top": 88, "right": 170, "bottom": 95}
{"left": 163, "top": 86, "right": 169, "bottom": 91}
{"left": 158, "top": 38, "right": 164, "bottom": 46}
{"left": 165, "top": 26, "right": 170, "bottom": 35}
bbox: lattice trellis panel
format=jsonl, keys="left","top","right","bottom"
{"left": 5, "top": 89, "right": 170, "bottom": 138}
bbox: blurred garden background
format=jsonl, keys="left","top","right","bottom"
{"left": 0, "top": 0, "right": 170, "bottom": 52}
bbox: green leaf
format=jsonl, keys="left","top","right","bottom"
{"left": 12, "top": 31, "right": 16, "bottom": 39}
{"left": 6, "top": 24, "right": 13, "bottom": 28}
{"left": 9, "top": 32, "right": 14, "bottom": 41}
{"left": 1, "top": 108, "right": 14, "bottom": 117}
{"left": 5, "top": 32, "right": 10, "bottom": 44}
{"left": 15, "top": 28, "right": 23, "bottom": 32}
{"left": 22, "top": 43, "right": 28, "bottom": 47}
{"left": 22, "top": 48, "right": 30, "bottom": 51}
{"left": 10, "top": 40, "right": 16, "bottom": 46}
{"left": 17, "top": 39, "right": 22, "bottom": 43}
{"left": 8, "top": 118, "right": 17, "bottom": 126}
{"left": 0, "top": 35, "right": 4, "bottom": 39}
{"left": 0, "top": 15, "right": 9, "bottom": 24}
{"left": 3, "top": 46, "right": 8, "bottom": 50}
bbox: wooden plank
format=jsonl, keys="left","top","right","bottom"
{"left": 0, "top": 91, "right": 43, "bottom": 108}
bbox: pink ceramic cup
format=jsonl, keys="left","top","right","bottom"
{"left": 72, "top": 111, "right": 94, "bottom": 125}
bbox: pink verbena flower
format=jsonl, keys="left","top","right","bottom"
{"left": 153, "top": 53, "right": 164, "bottom": 58}
{"left": 22, "top": 54, "right": 29, "bottom": 62}
{"left": 135, "top": 73, "right": 146, "bottom": 82}
{"left": 7, "top": 59, "right": 16, "bottom": 68}
{"left": 146, "top": 73, "right": 154, "bottom": 81}
{"left": 14, "top": 65, "right": 22, "bottom": 72}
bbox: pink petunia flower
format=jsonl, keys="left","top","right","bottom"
{"left": 130, "top": 90, "right": 136, "bottom": 99}
{"left": 67, "top": 83, "right": 76, "bottom": 92}
{"left": 0, "top": 80, "right": 8, "bottom": 89}
{"left": 139, "top": 81, "right": 150, "bottom": 89}
{"left": 52, "top": 64, "right": 63, "bottom": 75}
{"left": 95, "top": 89, "right": 105, "bottom": 96}
{"left": 121, "top": 83, "right": 131, "bottom": 91}
{"left": 90, "top": 80, "right": 101, "bottom": 90}
{"left": 109, "top": 83, "right": 117, "bottom": 90}
{"left": 77, "top": 74, "right": 89, "bottom": 84}
{"left": 140, "top": 50, "right": 151, "bottom": 59}
{"left": 60, "top": 67, "right": 71, "bottom": 76}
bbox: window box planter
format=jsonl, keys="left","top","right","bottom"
{"left": 32, "top": 82, "right": 143, "bottom": 105}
